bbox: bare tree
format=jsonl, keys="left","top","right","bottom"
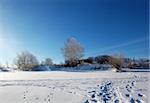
{"left": 0, "top": 62, "right": 2, "bottom": 68}
{"left": 61, "top": 37, "right": 84, "bottom": 66}
{"left": 43, "top": 58, "right": 53, "bottom": 66}
{"left": 14, "top": 51, "right": 39, "bottom": 71}
{"left": 109, "top": 52, "right": 124, "bottom": 72}
{"left": 5, "top": 61, "right": 9, "bottom": 68}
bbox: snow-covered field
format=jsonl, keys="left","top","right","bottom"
{"left": 0, "top": 71, "right": 149, "bottom": 103}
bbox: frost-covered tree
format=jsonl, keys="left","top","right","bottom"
{"left": 61, "top": 37, "right": 84, "bottom": 64}
{"left": 43, "top": 58, "right": 53, "bottom": 66}
{"left": 110, "top": 53, "right": 124, "bottom": 72}
{"left": 14, "top": 51, "right": 39, "bottom": 71}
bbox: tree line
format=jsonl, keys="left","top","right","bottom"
{"left": 1, "top": 37, "right": 149, "bottom": 71}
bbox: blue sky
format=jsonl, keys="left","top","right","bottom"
{"left": 0, "top": 0, "right": 149, "bottom": 65}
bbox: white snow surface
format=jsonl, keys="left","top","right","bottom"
{"left": 0, "top": 71, "right": 149, "bottom": 103}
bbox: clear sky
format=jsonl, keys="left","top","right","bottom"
{"left": 0, "top": 0, "right": 149, "bottom": 65}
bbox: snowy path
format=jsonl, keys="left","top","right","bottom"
{"left": 0, "top": 71, "right": 149, "bottom": 103}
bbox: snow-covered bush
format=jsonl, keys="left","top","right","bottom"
{"left": 32, "top": 65, "right": 51, "bottom": 71}
{"left": 14, "top": 51, "right": 39, "bottom": 71}
{"left": 42, "top": 58, "right": 53, "bottom": 66}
